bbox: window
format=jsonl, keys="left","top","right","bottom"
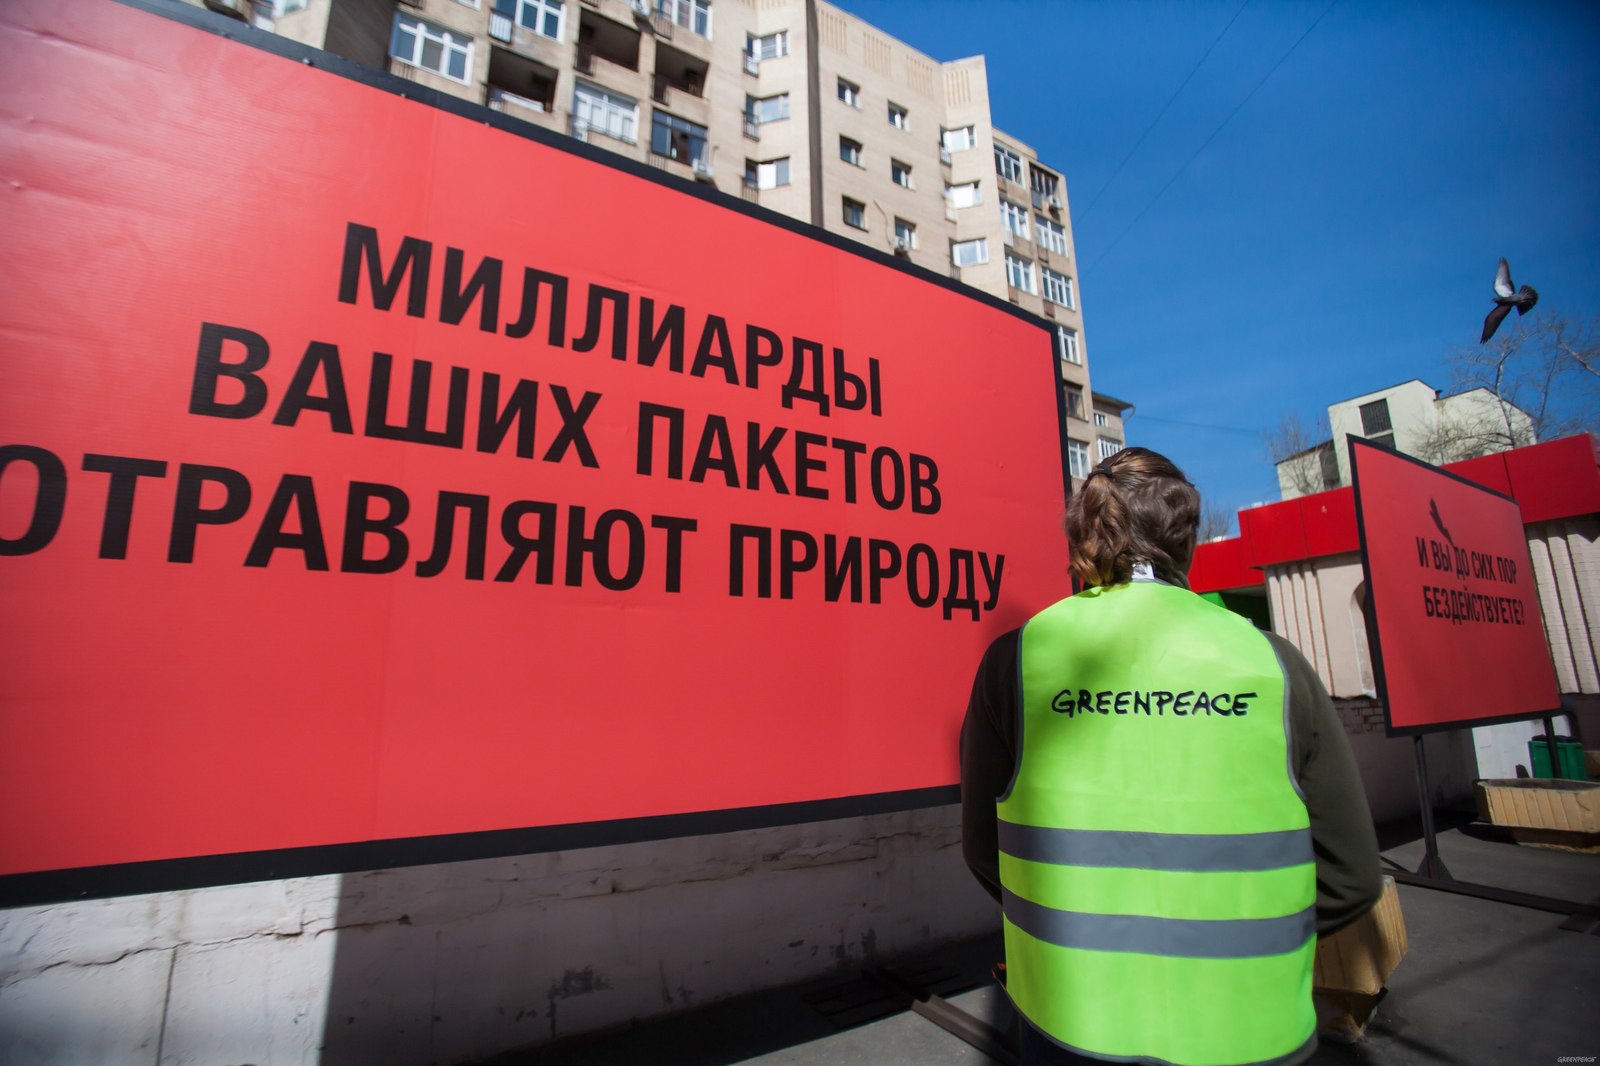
{"left": 1056, "top": 325, "right": 1081, "bottom": 365}
{"left": 891, "top": 159, "right": 912, "bottom": 188}
{"left": 574, "top": 81, "right": 638, "bottom": 143}
{"left": 1094, "top": 411, "right": 1109, "bottom": 427}
{"left": 1065, "top": 385, "right": 1085, "bottom": 420}
{"left": 656, "top": 0, "right": 711, "bottom": 38}
{"left": 1000, "top": 200, "right": 1029, "bottom": 241}
{"left": 838, "top": 78, "right": 861, "bottom": 107}
{"left": 746, "top": 93, "right": 789, "bottom": 124}
{"left": 1099, "top": 437, "right": 1124, "bottom": 461}
{"left": 1035, "top": 216, "right": 1067, "bottom": 255}
{"left": 493, "top": 0, "right": 564, "bottom": 41}
{"left": 893, "top": 217, "right": 916, "bottom": 250}
{"left": 1042, "top": 267, "right": 1075, "bottom": 308}
{"left": 839, "top": 136, "right": 862, "bottom": 166}
{"left": 748, "top": 30, "right": 788, "bottom": 60}
{"left": 390, "top": 14, "right": 472, "bottom": 82}
{"left": 1359, "top": 399, "right": 1393, "bottom": 436}
{"left": 994, "top": 144, "right": 1023, "bottom": 183}
{"left": 941, "top": 125, "right": 975, "bottom": 151}
{"left": 946, "top": 181, "right": 981, "bottom": 209}
{"left": 1068, "top": 439, "right": 1091, "bottom": 480}
{"left": 951, "top": 238, "right": 988, "bottom": 267}
{"left": 1030, "top": 165, "right": 1060, "bottom": 200}
{"left": 842, "top": 197, "right": 866, "bottom": 229}
{"left": 278, "top": 0, "right": 309, "bottom": 12}
{"left": 888, "top": 102, "right": 908, "bottom": 130}
{"left": 745, "top": 157, "right": 790, "bottom": 189}
{"left": 651, "top": 110, "right": 708, "bottom": 164}
{"left": 1005, "top": 252, "right": 1035, "bottom": 294}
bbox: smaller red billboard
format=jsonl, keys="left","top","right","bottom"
{"left": 1350, "top": 439, "right": 1561, "bottom": 735}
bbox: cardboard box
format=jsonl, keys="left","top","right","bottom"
{"left": 1476, "top": 778, "right": 1600, "bottom": 851}
{"left": 1313, "top": 875, "right": 1407, "bottom": 996}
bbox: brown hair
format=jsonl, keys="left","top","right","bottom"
{"left": 1068, "top": 447, "right": 1201, "bottom": 588}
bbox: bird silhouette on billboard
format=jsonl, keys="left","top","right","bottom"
{"left": 1480, "top": 258, "right": 1538, "bottom": 342}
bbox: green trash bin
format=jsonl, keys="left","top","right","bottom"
{"left": 1528, "top": 735, "right": 1587, "bottom": 780}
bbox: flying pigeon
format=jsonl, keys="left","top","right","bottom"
{"left": 1480, "top": 258, "right": 1538, "bottom": 343}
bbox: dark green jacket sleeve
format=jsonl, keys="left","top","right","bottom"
{"left": 1267, "top": 631, "right": 1384, "bottom": 934}
{"left": 959, "top": 629, "right": 1020, "bottom": 905}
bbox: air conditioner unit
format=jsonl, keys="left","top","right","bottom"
{"left": 892, "top": 236, "right": 912, "bottom": 258}
{"left": 630, "top": 0, "right": 652, "bottom": 22}
{"left": 1048, "top": 195, "right": 1063, "bottom": 213}
{"left": 692, "top": 158, "right": 715, "bottom": 182}
{"left": 571, "top": 121, "right": 591, "bottom": 143}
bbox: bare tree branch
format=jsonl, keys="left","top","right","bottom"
{"left": 1261, "top": 412, "right": 1333, "bottom": 497}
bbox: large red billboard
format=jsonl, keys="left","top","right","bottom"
{"left": 0, "top": 0, "right": 1071, "bottom": 898}
{"left": 1350, "top": 439, "right": 1561, "bottom": 735}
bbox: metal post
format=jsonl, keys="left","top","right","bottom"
{"left": 1412, "top": 735, "right": 1452, "bottom": 879}
{"left": 1542, "top": 715, "right": 1562, "bottom": 779}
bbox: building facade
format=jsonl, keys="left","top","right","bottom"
{"left": 1277, "top": 379, "right": 1538, "bottom": 500}
{"left": 189, "top": 0, "right": 1111, "bottom": 485}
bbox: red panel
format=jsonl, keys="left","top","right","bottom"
{"left": 1298, "top": 486, "right": 1358, "bottom": 558}
{"left": 1188, "top": 537, "right": 1262, "bottom": 594}
{"left": 1237, "top": 498, "right": 1309, "bottom": 569}
{"left": 1351, "top": 442, "right": 1560, "bottom": 733}
{"left": 1499, "top": 435, "right": 1600, "bottom": 524}
{"left": 0, "top": 2, "right": 1071, "bottom": 877}
{"left": 1441, "top": 452, "right": 1513, "bottom": 498}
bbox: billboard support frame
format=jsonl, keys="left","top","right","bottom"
{"left": 1349, "top": 438, "right": 1585, "bottom": 912}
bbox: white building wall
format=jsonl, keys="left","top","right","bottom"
{"left": 0, "top": 806, "right": 993, "bottom": 1065}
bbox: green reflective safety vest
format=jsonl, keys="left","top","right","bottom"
{"left": 999, "top": 580, "right": 1316, "bottom": 1066}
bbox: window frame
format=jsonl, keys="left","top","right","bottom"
{"left": 994, "top": 143, "right": 1023, "bottom": 183}
{"left": 842, "top": 196, "right": 867, "bottom": 230}
{"left": 893, "top": 217, "right": 917, "bottom": 250}
{"left": 946, "top": 181, "right": 981, "bottom": 209}
{"left": 745, "top": 93, "right": 790, "bottom": 125}
{"left": 888, "top": 102, "right": 909, "bottom": 130}
{"left": 1098, "top": 437, "right": 1124, "bottom": 461}
{"left": 837, "top": 78, "right": 862, "bottom": 108}
{"left": 656, "top": 0, "right": 712, "bottom": 39}
{"left": 890, "top": 158, "right": 912, "bottom": 188}
{"left": 650, "top": 108, "right": 710, "bottom": 165}
{"left": 1056, "top": 325, "right": 1082, "bottom": 365}
{"left": 1035, "top": 215, "right": 1067, "bottom": 255}
{"left": 748, "top": 30, "right": 789, "bottom": 60}
{"left": 1000, "top": 200, "right": 1029, "bottom": 241}
{"left": 1042, "top": 267, "right": 1075, "bottom": 308}
{"left": 1004, "top": 251, "right": 1036, "bottom": 294}
{"left": 390, "top": 13, "right": 474, "bottom": 84}
{"left": 839, "top": 136, "right": 863, "bottom": 167}
{"left": 1068, "top": 439, "right": 1091, "bottom": 480}
{"left": 495, "top": 0, "right": 565, "bottom": 42}
{"left": 745, "top": 156, "right": 791, "bottom": 189}
{"left": 941, "top": 125, "right": 976, "bottom": 151}
{"left": 573, "top": 80, "right": 639, "bottom": 143}
{"left": 951, "top": 238, "right": 989, "bottom": 267}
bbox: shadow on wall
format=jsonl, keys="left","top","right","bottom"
{"left": 316, "top": 806, "right": 995, "bottom": 1066}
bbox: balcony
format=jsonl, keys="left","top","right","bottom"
{"left": 488, "top": 47, "right": 557, "bottom": 117}
{"left": 654, "top": 41, "right": 707, "bottom": 104}
{"left": 577, "top": 9, "right": 641, "bottom": 75}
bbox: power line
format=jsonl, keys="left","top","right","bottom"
{"left": 1084, "top": 0, "right": 1342, "bottom": 279}
{"left": 1077, "top": 0, "right": 1252, "bottom": 224}
{"left": 1132, "top": 414, "right": 1260, "bottom": 436}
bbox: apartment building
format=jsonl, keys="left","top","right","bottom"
{"left": 192, "top": 0, "right": 1112, "bottom": 482}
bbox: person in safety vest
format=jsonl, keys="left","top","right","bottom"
{"left": 960, "top": 447, "right": 1381, "bottom": 1066}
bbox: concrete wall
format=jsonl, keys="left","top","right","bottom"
{"left": 0, "top": 805, "right": 995, "bottom": 1065}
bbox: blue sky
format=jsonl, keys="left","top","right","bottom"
{"left": 839, "top": 0, "right": 1600, "bottom": 526}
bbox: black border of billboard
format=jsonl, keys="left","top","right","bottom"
{"left": 1348, "top": 437, "right": 1563, "bottom": 738}
{"left": 1, "top": 0, "right": 1069, "bottom": 905}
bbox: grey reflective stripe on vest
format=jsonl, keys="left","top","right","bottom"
{"left": 1003, "top": 889, "right": 1316, "bottom": 959}
{"left": 999, "top": 821, "right": 1313, "bottom": 872}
